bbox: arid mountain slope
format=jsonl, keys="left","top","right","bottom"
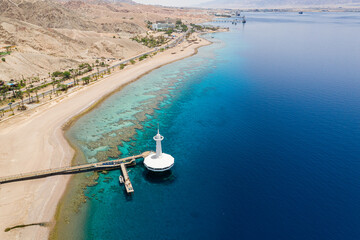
{"left": 0, "top": 15, "right": 148, "bottom": 80}
{"left": 0, "top": 0, "right": 210, "bottom": 81}
{"left": 0, "top": 0, "right": 98, "bottom": 30}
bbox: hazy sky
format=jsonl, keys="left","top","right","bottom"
{"left": 134, "top": 0, "right": 207, "bottom": 7}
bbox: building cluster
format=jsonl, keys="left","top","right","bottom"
{"left": 0, "top": 79, "right": 18, "bottom": 88}
{"left": 234, "top": 10, "right": 242, "bottom": 16}
{"left": 210, "top": 9, "right": 242, "bottom": 18}
{"left": 151, "top": 18, "right": 180, "bottom": 31}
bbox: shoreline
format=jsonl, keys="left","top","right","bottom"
{"left": 0, "top": 33, "right": 212, "bottom": 240}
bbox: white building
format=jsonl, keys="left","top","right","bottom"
{"left": 152, "top": 22, "right": 175, "bottom": 31}
{"left": 144, "top": 129, "right": 174, "bottom": 172}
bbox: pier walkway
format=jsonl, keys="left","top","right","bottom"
{"left": 0, "top": 151, "right": 150, "bottom": 185}
{"left": 120, "top": 163, "right": 134, "bottom": 194}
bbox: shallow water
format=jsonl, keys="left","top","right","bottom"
{"left": 61, "top": 12, "right": 360, "bottom": 240}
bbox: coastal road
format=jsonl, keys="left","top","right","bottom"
{"left": 0, "top": 28, "right": 191, "bottom": 113}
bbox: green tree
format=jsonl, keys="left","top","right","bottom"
{"left": 11, "top": 85, "right": 16, "bottom": 98}
{"left": 18, "top": 91, "right": 26, "bottom": 110}
{"left": 71, "top": 70, "right": 77, "bottom": 86}
{"left": 35, "top": 89, "right": 39, "bottom": 103}
{"left": 181, "top": 24, "right": 188, "bottom": 32}
{"left": 51, "top": 78, "right": 57, "bottom": 94}
{"left": 139, "top": 54, "right": 148, "bottom": 61}
{"left": 52, "top": 71, "right": 63, "bottom": 78}
{"left": 57, "top": 84, "right": 68, "bottom": 91}
{"left": 1, "top": 91, "right": 6, "bottom": 101}
{"left": 82, "top": 77, "right": 90, "bottom": 85}
{"left": 25, "top": 88, "right": 32, "bottom": 103}
{"left": 8, "top": 102, "right": 14, "bottom": 115}
{"left": 166, "top": 29, "right": 174, "bottom": 36}
{"left": 62, "top": 71, "right": 71, "bottom": 79}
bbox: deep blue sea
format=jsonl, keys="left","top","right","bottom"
{"left": 65, "top": 12, "right": 360, "bottom": 240}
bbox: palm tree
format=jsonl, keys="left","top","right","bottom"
{"left": 35, "top": 89, "right": 39, "bottom": 103}
{"left": 18, "top": 91, "right": 26, "bottom": 110}
{"left": 51, "top": 78, "right": 57, "bottom": 96}
{"left": 8, "top": 102, "right": 14, "bottom": 115}
{"left": 72, "top": 69, "right": 80, "bottom": 86}
{"left": 51, "top": 78, "right": 56, "bottom": 89}
{"left": 14, "top": 85, "right": 21, "bottom": 98}
{"left": 76, "top": 69, "right": 80, "bottom": 85}
{"left": 72, "top": 72, "right": 76, "bottom": 86}
{"left": 11, "top": 82, "right": 16, "bottom": 98}
{"left": 1, "top": 91, "right": 6, "bottom": 101}
{"left": 19, "top": 91, "right": 24, "bottom": 106}
{"left": 70, "top": 69, "right": 75, "bottom": 86}
{"left": 25, "top": 88, "right": 31, "bottom": 103}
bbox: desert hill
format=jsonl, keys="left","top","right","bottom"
{"left": 0, "top": 0, "right": 210, "bottom": 81}
{"left": 0, "top": 0, "right": 98, "bottom": 30}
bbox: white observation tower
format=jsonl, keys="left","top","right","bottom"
{"left": 144, "top": 128, "right": 174, "bottom": 172}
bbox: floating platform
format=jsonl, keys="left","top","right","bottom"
{"left": 144, "top": 152, "right": 174, "bottom": 172}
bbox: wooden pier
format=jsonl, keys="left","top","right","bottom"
{"left": 0, "top": 152, "right": 151, "bottom": 190}
{"left": 120, "top": 163, "right": 134, "bottom": 194}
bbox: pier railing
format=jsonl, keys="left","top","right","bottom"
{"left": 0, "top": 151, "right": 150, "bottom": 184}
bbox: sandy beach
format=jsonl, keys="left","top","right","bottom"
{"left": 0, "top": 34, "right": 210, "bottom": 240}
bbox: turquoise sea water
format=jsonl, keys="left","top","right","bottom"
{"left": 65, "top": 13, "right": 360, "bottom": 239}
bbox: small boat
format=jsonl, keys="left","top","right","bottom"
{"left": 299, "top": 11, "right": 303, "bottom": 14}
{"left": 119, "top": 175, "right": 124, "bottom": 184}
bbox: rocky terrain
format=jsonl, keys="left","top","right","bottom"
{"left": 0, "top": 0, "right": 211, "bottom": 81}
